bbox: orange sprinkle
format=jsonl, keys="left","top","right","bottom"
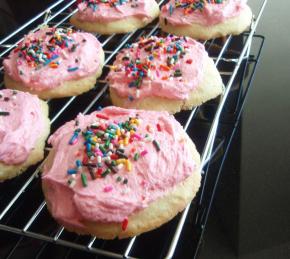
{"left": 49, "top": 62, "right": 58, "bottom": 68}
{"left": 160, "top": 64, "right": 170, "bottom": 71}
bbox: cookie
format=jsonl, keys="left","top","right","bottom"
{"left": 160, "top": 0, "right": 252, "bottom": 40}
{"left": 4, "top": 27, "right": 104, "bottom": 99}
{"left": 42, "top": 106, "right": 201, "bottom": 239}
{"left": 0, "top": 89, "right": 50, "bottom": 181}
{"left": 107, "top": 35, "right": 223, "bottom": 114}
{"left": 70, "top": 0, "right": 160, "bottom": 34}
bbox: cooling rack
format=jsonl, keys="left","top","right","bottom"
{"left": 0, "top": 0, "right": 267, "bottom": 258}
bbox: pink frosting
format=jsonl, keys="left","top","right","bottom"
{"left": 0, "top": 89, "right": 45, "bottom": 165}
{"left": 75, "top": 0, "right": 156, "bottom": 22}
{"left": 160, "top": 0, "right": 248, "bottom": 26}
{"left": 107, "top": 35, "right": 207, "bottom": 101}
{"left": 3, "top": 27, "right": 102, "bottom": 90}
{"left": 42, "top": 106, "right": 197, "bottom": 227}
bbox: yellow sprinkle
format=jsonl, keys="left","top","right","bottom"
{"left": 124, "top": 137, "right": 129, "bottom": 146}
{"left": 116, "top": 128, "right": 121, "bottom": 136}
{"left": 119, "top": 140, "right": 124, "bottom": 145}
{"left": 126, "top": 160, "right": 132, "bottom": 172}
{"left": 116, "top": 159, "right": 126, "bottom": 165}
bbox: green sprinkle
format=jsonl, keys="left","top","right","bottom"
{"left": 152, "top": 140, "right": 161, "bottom": 152}
{"left": 99, "top": 145, "right": 107, "bottom": 154}
{"left": 174, "top": 69, "right": 182, "bottom": 77}
{"left": 105, "top": 139, "right": 110, "bottom": 148}
{"left": 81, "top": 173, "right": 88, "bottom": 187}
{"left": 111, "top": 160, "right": 117, "bottom": 166}
{"left": 101, "top": 168, "right": 111, "bottom": 178}
{"left": 116, "top": 176, "right": 122, "bottom": 182}
{"left": 123, "top": 178, "right": 128, "bottom": 184}
{"left": 134, "top": 153, "right": 140, "bottom": 161}
{"left": 0, "top": 111, "right": 10, "bottom": 116}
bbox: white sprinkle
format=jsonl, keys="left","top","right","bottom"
{"left": 68, "top": 179, "right": 76, "bottom": 188}
{"left": 97, "top": 156, "right": 102, "bottom": 163}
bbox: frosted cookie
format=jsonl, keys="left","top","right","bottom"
{"left": 4, "top": 27, "right": 104, "bottom": 99}
{"left": 107, "top": 35, "right": 223, "bottom": 114}
{"left": 160, "top": 0, "right": 253, "bottom": 40}
{"left": 70, "top": 0, "right": 160, "bottom": 34}
{"left": 42, "top": 106, "right": 201, "bottom": 239}
{"left": 0, "top": 89, "right": 50, "bottom": 181}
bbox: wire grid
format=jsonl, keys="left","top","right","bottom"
{"left": 0, "top": 0, "right": 267, "bottom": 258}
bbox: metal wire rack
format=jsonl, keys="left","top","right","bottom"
{"left": 0, "top": 0, "right": 267, "bottom": 258}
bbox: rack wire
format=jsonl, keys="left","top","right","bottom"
{"left": 0, "top": 0, "right": 267, "bottom": 258}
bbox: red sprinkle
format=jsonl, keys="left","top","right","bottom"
{"left": 110, "top": 154, "right": 119, "bottom": 160}
{"left": 82, "top": 156, "right": 88, "bottom": 164}
{"left": 97, "top": 168, "right": 103, "bottom": 178}
{"left": 122, "top": 218, "right": 129, "bottom": 231}
{"left": 186, "top": 59, "right": 193, "bottom": 64}
{"left": 156, "top": 124, "right": 162, "bottom": 131}
{"left": 96, "top": 114, "right": 109, "bottom": 120}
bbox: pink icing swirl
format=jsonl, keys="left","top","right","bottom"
{"left": 160, "top": 0, "right": 248, "bottom": 26}
{"left": 3, "top": 27, "right": 103, "bottom": 90}
{"left": 0, "top": 89, "right": 45, "bottom": 165}
{"left": 107, "top": 35, "right": 206, "bottom": 101}
{"left": 42, "top": 106, "right": 197, "bottom": 226}
{"left": 75, "top": 0, "right": 156, "bottom": 22}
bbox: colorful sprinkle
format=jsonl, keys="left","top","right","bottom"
{"left": 0, "top": 111, "right": 10, "bottom": 116}
{"left": 103, "top": 185, "right": 113, "bottom": 192}
{"left": 67, "top": 66, "right": 79, "bottom": 72}
{"left": 81, "top": 173, "right": 88, "bottom": 187}
{"left": 122, "top": 218, "right": 128, "bottom": 231}
{"left": 152, "top": 140, "right": 161, "bottom": 152}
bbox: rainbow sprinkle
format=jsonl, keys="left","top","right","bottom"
{"left": 80, "top": 0, "right": 130, "bottom": 11}
{"left": 111, "top": 35, "right": 192, "bottom": 100}
{"left": 13, "top": 28, "right": 82, "bottom": 72}
{"left": 66, "top": 113, "right": 162, "bottom": 188}
{"left": 172, "top": 0, "right": 224, "bottom": 15}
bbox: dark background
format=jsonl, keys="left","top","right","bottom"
{"left": 0, "top": 0, "right": 289, "bottom": 258}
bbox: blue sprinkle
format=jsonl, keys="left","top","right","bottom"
{"left": 51, "top": 54, "right": 59, "bottom": 60}
{"left": 128, "top": 95, "right": 134, "bottom": 101}
{"left": 69, "top": 133, "right": 78, "bottom": 145}
{"left": 67, "top": 66, "right": 79, "bottom": 72}
{"left": 67, "top": 169, "right": 77, "bottom": 175}
{"left": 97, "top": 106, "right": 103, "bottom": 111}
{"left": 169, "top": 4, "right": 173, "bottom": 15}
{"left": 76, "top": 160, "right": 82, "bottom": 167}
